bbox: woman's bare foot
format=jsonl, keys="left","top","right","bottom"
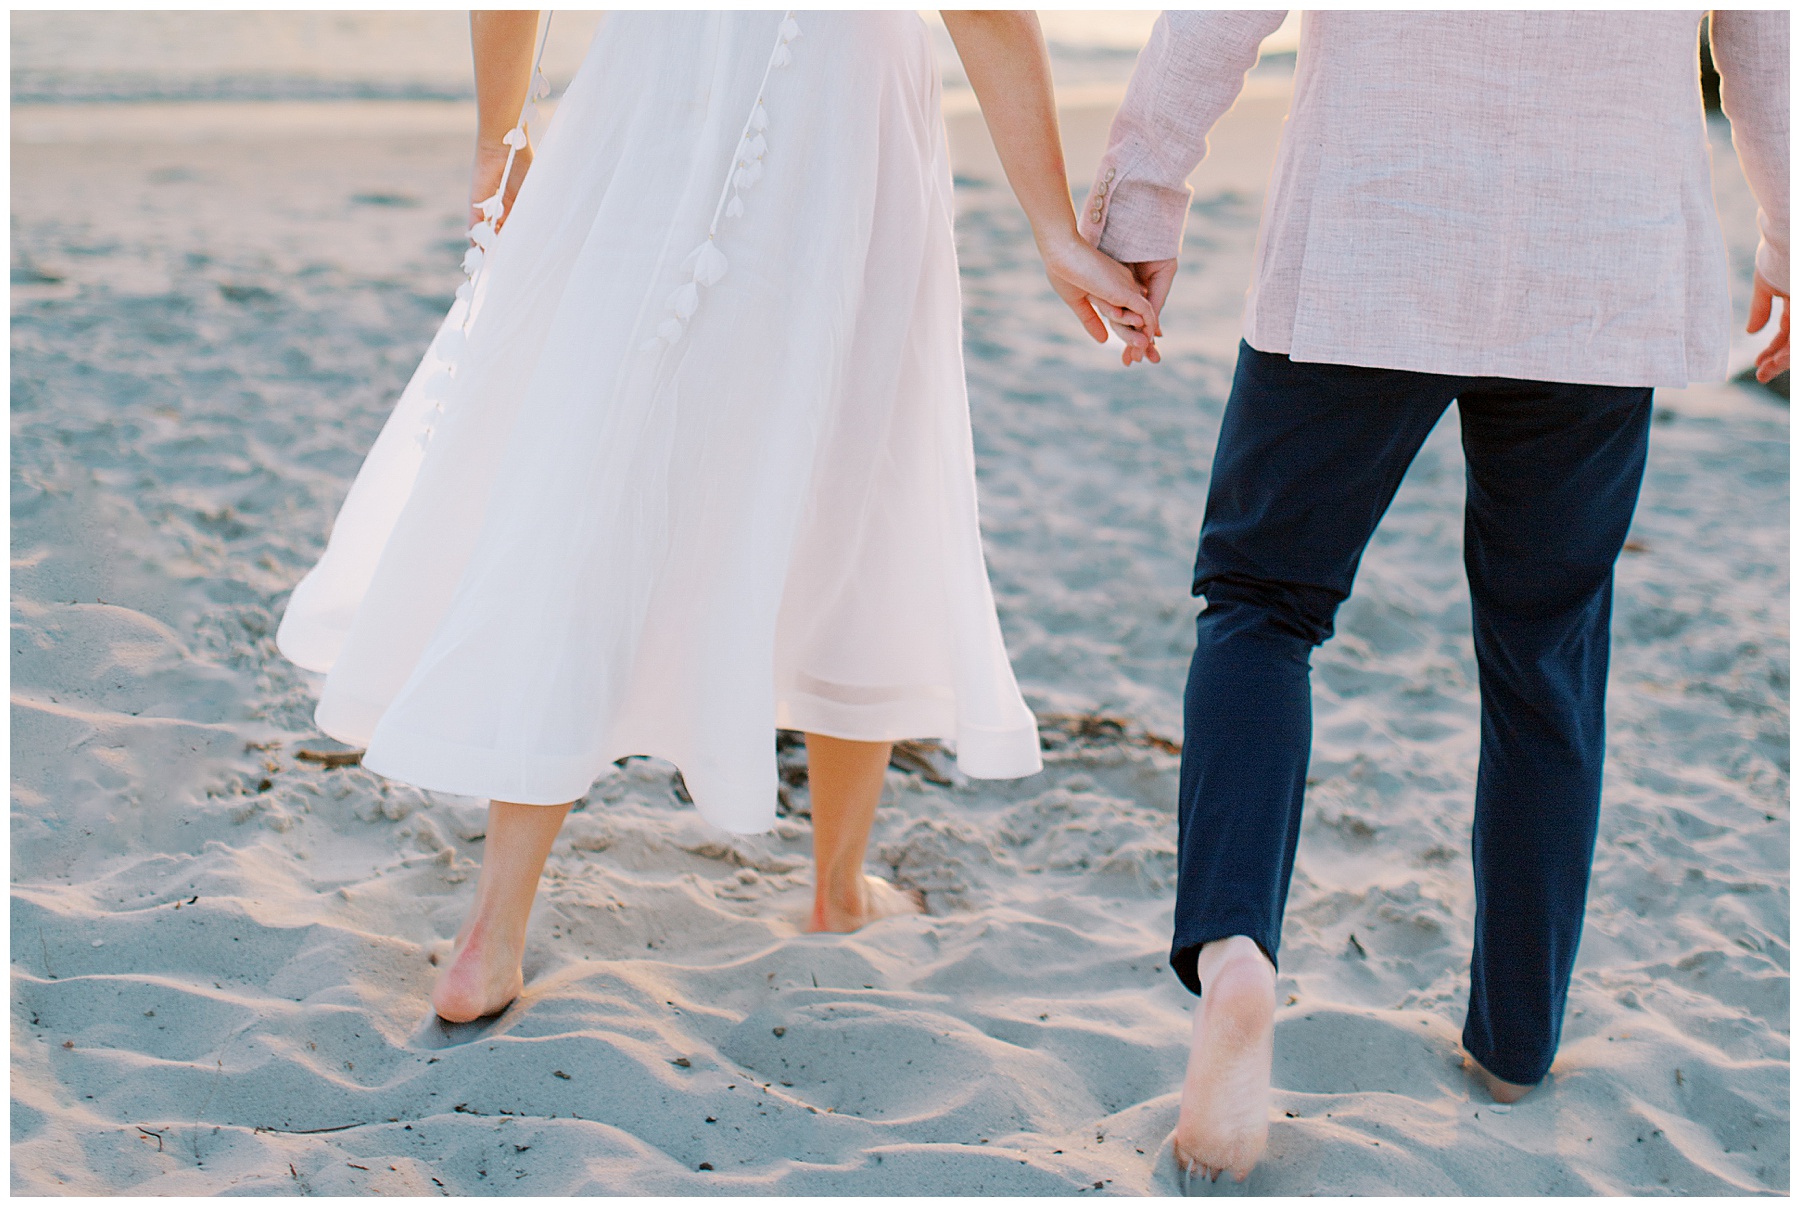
{"left": 806, "top": 874, "right": 923, "bottom": 933}
{"left": 801, "top": 733, "right": 900, "bottom": 933}
{"left": 431, "top": 920, "right": 525, "bottom": 1023}
{"left": 1171, "top": 936, "right": 1277, "bottom": 1184}
{"left": 1464, "top": 1054, "right": 1539, "bottom": 1103}
{"left": 429, "top": 799, "right": 571, "bottom": 1023}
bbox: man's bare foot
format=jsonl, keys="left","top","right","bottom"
{"left": 1171, "top": 936, "right": 1277, "bottom": 1184}
{"left": 430, "top": 921, "right": 524, "bottom": 1023}
{"left": 805, "top": 874, "right": 923, "bottom": 933}
{"left": 1464, "top": 1054, "right": 1538, "bottom": 1103}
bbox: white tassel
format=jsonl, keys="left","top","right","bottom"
{"left": 437, "top": 328, "right": 467, "bottom": 362}
{"left": 478, "top": 192, "right": 505, "bottom": 221}
{"left": 461, "top": 246, "right": 485, "bottom": 276}
{"left": 668, "top": 281, "right": 700, "bottom": 320}
{"left": 692, "top": 240, "right": 728, "bottom": 286}
{"left": 533, "top": 69, "right": 551, "bottom": 100}
{"left": 502, "top": 126, "right": 528, "bottom": 149}
{"left": 467, "top": 220, "right": 497, "bottom": 250}
{"left": 422, "top": 371, "right": 453, "bottom": 402}
{"left": 645, "top": 14, "right": 796, "bottom": 355}
{"left": 415, "top": 428, "right": 433, "bottom": 451}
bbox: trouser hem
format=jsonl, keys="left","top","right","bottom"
{"left": 1460, "top": 1024, "right": 1552, "bottom": 1087}
{"left": 1169, "top": 925, "right": 1280, "bottom": 998}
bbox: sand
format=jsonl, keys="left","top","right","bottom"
{"left": 11, "top": 58, "right": 1788, "bottom": 1197}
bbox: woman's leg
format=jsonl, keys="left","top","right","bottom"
{"left": 804, "top": 733, "right": 915, "bottom": 932}
{"left": 432, "top": 798, "right": 573, "bottom": 1022}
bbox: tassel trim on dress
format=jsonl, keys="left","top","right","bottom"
{"left": 643, "top": 12, "right": 801, "bottom": 351}
{"left": 416, "top": 13, "right": 556, "bottom": 451}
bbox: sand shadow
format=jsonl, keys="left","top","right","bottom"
{"left": 410, "top": 1006, "right": 517, "bottom": 1050}
{"left": 1153, "top": 1130, "right": 1264, "bottom": 1198}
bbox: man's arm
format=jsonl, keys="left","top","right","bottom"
{"left": 1079, "top": 10, "right": 1287, "bottom": 264}
{"left": 1710, "top": 10, "right": 1789, "bottom": 380}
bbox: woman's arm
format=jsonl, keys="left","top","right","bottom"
{"left": 469, "top": 11, "right": 541, "bottom": 229}
{"left": 941, "top": 11, "right": 1160, "bottom": 364}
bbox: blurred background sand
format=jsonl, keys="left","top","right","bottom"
{"left": 11, "top": 10, "right": 1788, "bottom": 1196}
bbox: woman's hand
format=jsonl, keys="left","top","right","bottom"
{"left": 469, "top": 138, "right": 533, "bottom": 232}
{"left": 1039, "top": 229, "right": 1162, "bottom": 365}
{"left": 468, "top": 11, "right": 541, "bottom": 233}
{"left": 941, "top": 12, "right": 1160, "bottom": 366}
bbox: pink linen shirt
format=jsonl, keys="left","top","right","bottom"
{"left": 1080, "top": 11, "right": 1790, "bottom": 388}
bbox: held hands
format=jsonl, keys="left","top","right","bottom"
{"left": 1114, "top": 258, "right": 1177, "bottom": 367}
{"left": 1748, "top": 269, "right": 1789, "bottom": 383}
{"left": 1039, "top": 231, "right": 1164, "bottom": 366}
{"left": 1056, "top": 256, "right": 1789, "bottom": 377}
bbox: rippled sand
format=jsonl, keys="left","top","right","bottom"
{"left": 11, "top": 90, "right": 1787, "bottom": 1194}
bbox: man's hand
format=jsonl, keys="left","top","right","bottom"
{"left": 1039, "top": 231, "right": 1162, "bottom": 365}
{"left": 1748, "top": 269, "right": 1789, "bottom": 383}
{"left": 1109, "top": 259, "right": 1177, "bottom": 366}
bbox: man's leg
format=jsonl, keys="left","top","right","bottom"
{"left": 1172, "top": 343, "right": 1458, "bottom": 1179}
{"left": 1455, "top": 380, "right": 1653, "bottom": 1092}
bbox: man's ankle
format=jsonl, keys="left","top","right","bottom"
{"left": 1194, "top": 935, "right": 1273, "bottom": 990}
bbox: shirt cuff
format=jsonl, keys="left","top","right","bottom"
{"left": 1082, "top": 167, "right": 1191, "bottom": 263}
{"left": 1756, "top": 234, "right": 1789, "bottom": 297}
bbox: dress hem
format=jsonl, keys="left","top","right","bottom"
{"left": 329, "top": 705, "right": 1044, "bottom": 830}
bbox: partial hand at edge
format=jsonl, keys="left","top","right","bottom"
{"left": 1748, "top": 269, "right": 1789, "bottom": 383}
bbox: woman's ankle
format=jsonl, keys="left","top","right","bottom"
{"left": 812, "top": 867, "right": 869, "bottom": 920}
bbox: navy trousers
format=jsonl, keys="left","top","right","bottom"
{"left": 1174, "top": 343, "right": 1652, "bottom": 1086}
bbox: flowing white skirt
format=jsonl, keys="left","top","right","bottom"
{"left": 275, "top": 10, "right": 1042, "bottom": 834}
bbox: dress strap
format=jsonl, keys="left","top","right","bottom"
{"left": 646, "top": 11, "right": 802, "bottom": 349}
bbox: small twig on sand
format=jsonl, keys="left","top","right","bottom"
{"left": 255, "top": 1122, "right": 364, "bottom": 1135}
{"left": 1037, "top": 711, "right": 1182, "bottom": 755}
{"left": 889, "top": 740, "right": 956, "bottom": 785}
{"left": 190, "top": 1048, "right": 229, "bottom": 1163}
{"left": 296, "top": 747, "right": 363, "bottom": 768}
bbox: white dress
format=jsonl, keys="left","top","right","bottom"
{"left": 276, "top": 10, "right": 1043, "bottom": 834}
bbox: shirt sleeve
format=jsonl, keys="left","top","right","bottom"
{"left": 1079, "top": 10, "right": 1288, "bottom": 263}
{"left": 1710, "top": 10, "right": 1790, "bottom": 293}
